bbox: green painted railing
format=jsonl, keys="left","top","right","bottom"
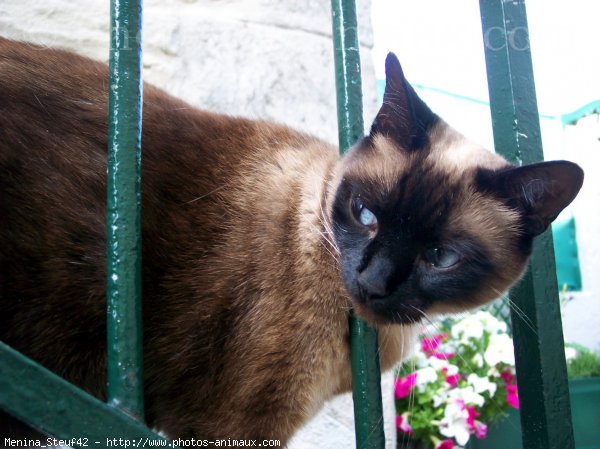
{"left": 561, "top": 100, "right": 600, "bottom": 125}
{"left": 0, "top": 0, "right": 169, "bottom": 445}
{"left": 0, "top": 1, "right": 577, "bottom": 449}
{"left": 106, "top": 0, "right": 145, "bottom": 421}
{"left": 0, "top": 343, "right": 169, "bottom": 446}
{"left": 331, "top": 1, "right": 386, "bottom": 449}
{"left": 479, "top": 1, "right": 575, "bottom": 449}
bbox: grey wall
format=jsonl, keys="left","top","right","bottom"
{"left": 0, "top": 0, "right": 379, "bottom": 143}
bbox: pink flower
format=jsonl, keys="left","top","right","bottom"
{"left": 500, "top": 370, "right": 515, "bottom": 385}
{"left": 506, "top": 384, "right": 520, "bottom": 409}
{"left": 396, "top": 415, "right": 413, "bottom": 434}
{"left": 395, "top": 372, "right": 417, "bottom": 399}
{"left": 436, "top": 439, "right": 455, "bottom": 449}
{"left": 466, "top": 406, "right": 480, "bottom": 428}
{"left": 499, "top": 369, "right": 519, "bottom": 408}
{"left": 465, "top": 406, "right": 488, "bottom": 439}
{"left": 474, "top": 421, "right": 488, "bottom": 439}
{"left": 421, "top": 334, "right": 455, "bottom": 360}
{"left": 421, "top": 334, "right": 446, "bottom": 353}
{"left": 445, "top": 373, "right": 461, "bottom": 386}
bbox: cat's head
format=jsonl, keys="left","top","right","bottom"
{"left": 329, "top": 53, "right": 583, "bottom": 325}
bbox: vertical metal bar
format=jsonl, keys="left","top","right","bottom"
{"left": 331, "top": 1, "right": 386, "bottom": 448}
{"left": 331, "top": 0, "right": 365, "bottom": 151}
{"left": 106, "top": 0, "right": 145, "bottom": 420}
{"left": 478, "top": 1, "right": 575, "bottom": 449}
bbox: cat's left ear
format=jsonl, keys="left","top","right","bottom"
{"left": 369, "top": 53, "right": 437, "bottom": 151}
{"left": 491, "top": 160, "right": 584, "bottom": 236}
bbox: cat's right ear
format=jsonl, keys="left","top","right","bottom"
{"left": 485, "top": 160, "right": 584, "bottom": 236}
{"left": 369, "top": 53, "right": 437, "bottom": 151}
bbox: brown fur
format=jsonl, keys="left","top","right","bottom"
{"left": 0, "top": 38, "right": 412, "bottom": 441}
{"left": 0, "top": 39, "right": 583, "bottom": 443}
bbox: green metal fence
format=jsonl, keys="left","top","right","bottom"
{"left": 105, "top": 0, "right": 145, "bottom": 422}
{"left": 479, "top": 2, "right": 575, "bottom": 448}
{"left": 0, "top": 1, "right": 575, "bottom": 448}
{"left": 0, "top": 0, "right": 167, "bottom": 444}
{"left": 331, "top": 2, "right": 385, "bottom": 448}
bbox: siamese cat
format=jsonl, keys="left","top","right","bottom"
{"left": 0, "top": 38, "right": 583, "bottom": 443}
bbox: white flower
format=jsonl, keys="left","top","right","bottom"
{"left": 486, "top": 365, "right": 499, "bottom": 377}
{"left": 414, "top": 343, "right": 431, "bottom": 368}
{"left": 451, "top": 314, "right": 485, "bottom": 341}
{"left": 433, "top": 387, "right": 448, "bottom": 407}
{"left": 439, "top": 399, "right": 471, "bottom": 446}
{"left": 429, "top": 356, "right": 450, "bottom": 371}
{"left": 451, "top": 311, "right": 508, "bottom": 344}
{"left": 484, "top": 333, "right": 515, "bottom": 366}
{"left": 467, "top": 373, "right": 497, "bottom": 396}
{"left": 565, "top": 346, "right": 577, "bottom": 362}
{"left": 477, "top": 311, "right": 507, "bottom": 334}
{"left": 447, "top": 386, "right": 485, "bottom": 407}
{"left": 472, "top": 353, "right": 484, "bottom": 368}
{"left": 445, "top": 364, "right": 459, "bottom": 376}
{"left": 415, "top": 366, "right": 438, "bottom": 387}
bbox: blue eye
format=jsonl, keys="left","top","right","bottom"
{"left": 353, "top": 199, "right": 378, "bottom": 227}
{"left": 359, "top": 206, "right": 377, "bottom": 226}
{"left": 424, "top": 247, "right": 460, "bottom": 269}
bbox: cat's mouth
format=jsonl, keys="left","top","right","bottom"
{"left": 351, "top": 289, "right": 426, "bottom": 326}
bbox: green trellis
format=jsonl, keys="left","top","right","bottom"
{"left": 0, "top": 1, "right": 575, "bottom": 448}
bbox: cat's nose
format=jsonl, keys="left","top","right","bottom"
{"left": 357, "top": 254, "right": 394, "bottom": 300}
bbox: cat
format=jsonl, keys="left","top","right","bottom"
{"left": 0, "top": 37, "right": 583, "bottom": 444}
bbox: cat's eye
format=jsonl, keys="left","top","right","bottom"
{"left": 359, "top": 207, "right": 377, "bottom": 227}
{"left": 424, "top": 247, "right": 460, "bottom": 269}
{"left": 352, "top": 199, "right": 378, "bottom": 228}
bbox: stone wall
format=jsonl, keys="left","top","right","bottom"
{"left": 0, "top": 1, "right": 397, "bottom": 447}
{"left": 0, "top": 0, "right": 379, "bottom": 143}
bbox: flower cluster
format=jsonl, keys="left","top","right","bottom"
{"left": 394, "top": 311, "right": 519, "bottom": 449}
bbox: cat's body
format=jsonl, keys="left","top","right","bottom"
{"left": 0, "top": 38, "right": 583, "bottom": 443}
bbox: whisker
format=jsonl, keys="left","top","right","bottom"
{"left": 489, "top": 288, "right": 537, "bottom": 336}
{"left": 317, "top": 199, "right": 339, "bottom": 251}
{"left": 300, "top": 213, "right": 340, "bottom": 264}
{"left": 184, "top": 185, "right": 226, "bottom": 204}
{"left": 506, "top": 298, "right": 537, "bottom": 336}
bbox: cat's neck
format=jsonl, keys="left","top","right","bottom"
{"left": 295, "top": 142, "right": 418, "bottom": 375}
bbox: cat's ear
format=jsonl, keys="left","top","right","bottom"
{"left": 493, "top": 160, "right": 584, "bottom": 236}
{"left": 369, "top": 53, "right": 437, "bottom": 150}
